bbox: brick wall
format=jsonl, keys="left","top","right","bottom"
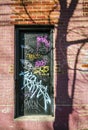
{"left": 10, "top": 0, "right": 60, "bottom": 24}
{"left": 0, "top": 0, "right": 88, "bottom": 130}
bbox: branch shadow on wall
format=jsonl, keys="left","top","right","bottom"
{"left": 52, "top": 0, "right": 88, "bottom": 130}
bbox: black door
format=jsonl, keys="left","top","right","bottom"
{"left": 15, "top": 26, "right": 54, "bottom": 117}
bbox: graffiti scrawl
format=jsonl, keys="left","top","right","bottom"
{"left": 19, "top": 34, "right": 52, "bottom": 114}
{"left": 19, "top": 71, "right": 51, "bottom": 111}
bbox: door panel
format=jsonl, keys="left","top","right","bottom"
{"left": 15, "top": 27, "right": 53, "bottom": 117}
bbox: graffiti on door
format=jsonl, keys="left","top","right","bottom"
{"left": 19, "top": 34, "right": 52, "bottom": 114}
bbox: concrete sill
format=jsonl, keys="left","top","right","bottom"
{"left": 14, "top": 115, "right": 55, "bottom": 121}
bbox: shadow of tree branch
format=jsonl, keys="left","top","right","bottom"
{"left": 21, "top": 0, "right": 36, "bottom": 24}
{"left": 53, "top": 0, "right": 79, "bottom": 130}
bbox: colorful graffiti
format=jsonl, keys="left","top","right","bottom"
{"left": 19, "top": 34, "right": 52, "bottom": 113}
{"left": 26, "top": 53, "right": 42, "bottom": 60}
{"left": 35, "top": 60, "right": 47, "bottom": 67}
{"left": 34, "top": 66, "right": 49, "bottom": 75}
{"left": 37, "top": 35, "right": 50, "bottom": 51}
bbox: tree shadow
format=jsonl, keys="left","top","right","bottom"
{"left": 53, "top": 0, "right": 79, "bottom": 130}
